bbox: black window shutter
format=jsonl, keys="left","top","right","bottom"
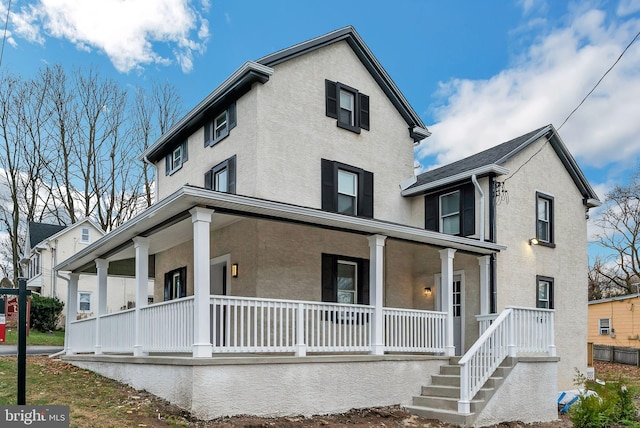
{"left": 321, "top": 254, "right": 337, "bottom": 302}
{"left": 325, "top": 80, "right": 338, "bottom": 119}
{"left": 228, "top": 155, "right": 237, "bottom": 194}
{"left": 228, "top": 102, "right": 237, "bottom": 131}
{"left": 461, "top": 183, "right": 475, "bottom": 237}
{"left": 164, "top": 272, "right": 171, "bottom": 300}
{"left": 425, "top": 194, "right": 438, "bottom": 231}
{"left": 179, "top": 266, "right": 187, "bottom": 298}
{"left": 204, "top": 122, "right": 212, "bottom": 146}
{"left": 359, "top": 170, "right": 374, "bottom": 219}
{"left": 359, "top": 93, "right": 370, "bottom": 130}
{"left": 549, "top": 283, "right": 554, "bottom": 309}
{"left": 204, "top": 169, "right": 213, "bottom": 190}
{"left": 181, "top": 141, "right": 188, "bottom": 163}
{"left": 358, "top": 259, "right": 370, "bottom": 305}
{"left": 321, "top": 159, "right": 337, "bottom": 212}
{"left": 165, "top": 155, "right": 171, "bottom": 176}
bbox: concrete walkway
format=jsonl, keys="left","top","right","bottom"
{"left": 0, "top": 345, "right": 64, "bottom": 356}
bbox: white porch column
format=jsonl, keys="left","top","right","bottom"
{"left": 132, "top": 237, "right": 150, "bottom": 357}
{"left": 95, "top": 258, "right": 109, "bottom": 355}
{"left": 439, "top": 248, "right": 456, "bottom": 356}
{"left": 65, "top": 273, "right": 79, "bottom": 355}
{"left": 191, "top": 207, "right": 214, "bottom": 358}
{"left": 478, "top": 255, "right": 490, "bottom": 316}
{"left": 368, "top": 234, "right": 387, "bottom": 356}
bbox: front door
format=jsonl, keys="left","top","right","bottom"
{"left": 210, "top": 257, "right": 229, "bottom": 347}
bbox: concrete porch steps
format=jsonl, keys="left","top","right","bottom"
{"left": 406, "top": 357, "right": 515, "bottom": 427}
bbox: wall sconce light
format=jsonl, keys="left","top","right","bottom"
{"left": 423, "top": 287, "right": 432, "bottom": 297}
{"left": 231, "top": 263, "right": 239, "bottom": 278}
{"left": 529, "top": 238, "right": 539, "bottom": 246}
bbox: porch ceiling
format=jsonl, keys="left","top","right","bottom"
{"left": 56, "top": 185, "right": 504, "bottom": 273}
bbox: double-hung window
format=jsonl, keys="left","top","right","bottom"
{"left": 325, "top": 80, "right": 370, "bottom": 133}
{"left": 204, "top": 102, "right": 237, "bottom": 147}
{"left": 78, "top": 292, "right": 92, "bottom": 312}
{"left": 204, "top": 155, "right": 236, "bottom": 194}
{"left": 322, "top": 254, "right": 369, "bottom": 305}
{"left": 164, "top": 267, "right": 187, "bottom": 301}
{"left": 165, "top": 141, "right": 188, "bottom": 175}
{"left": 425, "top": 183, "right": 475, "bottom": 237}
{"left": 536, "top": 276, "right": 554, "bottom": 309}
{"left": 599, "top": 318, "right": 610, "bottom": 335}
{"left": 321, "top": 159, "right": 373, "bottom": 218}
{"left": 80, "top": 227, "right": 90, "bottom": 243}
{"left": 337, "top": 169, "right": 358, "bottom": 215}
{"left": 337, "top": 260, "right": 358, "bottom": 304}
{"left": 440, "top": 191, "right": 461, "bottom": 235}
{"left": 536, "top": 192, "right": 554, "bottom": 246}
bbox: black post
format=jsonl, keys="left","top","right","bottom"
{"left": 17, "top": 277, "right": 27, "bottom": 405}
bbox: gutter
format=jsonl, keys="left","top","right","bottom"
{"left": 471, "top": 175, "right": 485, "bottom": 241}
{"left": 401, "top": 164, "right": 510, "bottom": 196}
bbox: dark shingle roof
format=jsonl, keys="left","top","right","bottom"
{"left": 411, "top": 126, "right": 549, "bottom": 189}
{"left": 28, "top": 222, "right": 66, "bottom": 250}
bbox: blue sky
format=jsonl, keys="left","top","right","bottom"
{"left": 2, "top": 0, "right": 640, "bottom": 261}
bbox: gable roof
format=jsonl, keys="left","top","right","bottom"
{"left": 589, "top": 293, "right": 640, "bottom": 305}
{"left": 143, "top": 26, "right": 429, "bottom": 163}
{"left": 403, "top": 124, "right": 600, "bottom": 206}
{"left": 28, "top": 222, "right": 66, "bottom": 250}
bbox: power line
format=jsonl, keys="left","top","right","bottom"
{"left": 0, "top": 0, "right": 12, "bottom": 68}
{"left": 558, "top": 28, "right": 640, "bottom": 131}
{"left": 505, "top": 28, "right": 640, "bottom": 182}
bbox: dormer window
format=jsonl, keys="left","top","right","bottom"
{"left": 165, "top": 141, "right": 188, "bottom": 175}
{"left": 325, "top": 80, "right": 369, "bottom": 133}
{"left": 204, "top": 102, "right": 237, "bottom": 147}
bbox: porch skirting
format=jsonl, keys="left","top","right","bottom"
{"left": 62, "top": 354, "right": 447, "bottom": 420}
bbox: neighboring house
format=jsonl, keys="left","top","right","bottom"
{"left": 57, "top": 27, "right": 599, "bottom": 426}
{"left": 588, "top": 294, "right": 640, "bottom": 347}
{"left": 24, "top": 220, "right": 154, "bottom": 321}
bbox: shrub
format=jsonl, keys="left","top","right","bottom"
{"left": 30, "top": 294, "right": 64, "bottom": 332}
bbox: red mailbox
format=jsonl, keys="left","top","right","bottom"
{"left": 0, "top": 297, "right": 5, "bottom": 343}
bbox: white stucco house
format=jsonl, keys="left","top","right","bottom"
{"left": 23, "top": 219, "right": 154, "bottom": 322}
{"left": 57, "top": 27, "right": 599, "bottom": 426}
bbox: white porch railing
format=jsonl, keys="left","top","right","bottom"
{"left": 458, "top": 306, "right": 555, "bottom": 414}
{"left": 66, "top": 295, "right": 447, "bottom": 356}
{"left": 100, "top": 309, "right": 135, "bottom": 353}
{"left": 383, "top": 307, "right": 447, "bottom": 353}
{"left": 140, "top": 296, "right": 194, "bottom": 353}
{"left": 67, "top": 317, "right": 96, "bottom": 353}
{"left": 476, "top": 313, "right": 498, "bottom": 335}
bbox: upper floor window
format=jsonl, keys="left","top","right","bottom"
{"left": 164, "top": 266, "right": 187, "bottom": 301}
{"left": 204, "top": 102, "right": 237, "bottom": 147}
{"left": 425, "top": 183, "right": 475, "bottom": 237}
{"left": 536, "top": 276, "right": 554, "bottom": 309}
{"left": 536, "top": 192, "right": 554, "bottom": 246}
{"left": 80, "top": 227, "right": 90, "bottom": 243}
{"left": 165, "top": 141, "right": 188, "bottom": 176}
{"left": 325, "top": 80, "right": 369, "bottom": 133}
{"left": 321, "top": 159, "right": 373, "bottom": 219}
{"left": 204, "top": 155, "right": 236, "bottom": 194}
{"left": 29, "top": 253, "right": 41, "bottom": 278}
{"left": 599, "top": 318, "right": 610, "bottom": 335}
{"left": 440, "top": 191, "right": 461, "bottom": 235}
{"left": 322, "top": 254, "right": 369, "bottom": 305}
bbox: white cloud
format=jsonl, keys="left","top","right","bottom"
{"left": 617, "top": 0, "right": 640, "bottom": 16}
{"left": 418, "top": 8, "right": 640, "bottom": 171}
{"left": 8, "top": 0, "right": 209, "bottom": 73}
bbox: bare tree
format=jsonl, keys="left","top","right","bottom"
{"left": 592, "top": 170, "right": 640, "bottom": 296}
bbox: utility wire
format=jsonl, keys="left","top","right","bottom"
{"left": 0, "top": 0, "right": 12, "bottom": 68}
{"left": 504, "top": 28, "right": 640, "bottom": 182}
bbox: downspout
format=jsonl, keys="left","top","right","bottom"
{"left": 52, "top": 239, "right": 58, "bottom": 298}
{"left": 471, "top": 175, "right": 485, "bottom": 242}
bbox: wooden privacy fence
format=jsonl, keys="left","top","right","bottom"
{"left": 593, "top": 344, "right": 640, "bottom": 367}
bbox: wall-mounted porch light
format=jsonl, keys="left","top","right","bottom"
{"left": 231, "top": 263, "right": 239, "bottom": 278}
{"left": 423, "top": 287, "right": 432, "bottom": 297}
{"left": 529, "top": 238, "right": 539, "bottom": 246}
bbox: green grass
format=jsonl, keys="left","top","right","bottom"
{"left": 1, "top": 329, "right": 65, "bottom": 346}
